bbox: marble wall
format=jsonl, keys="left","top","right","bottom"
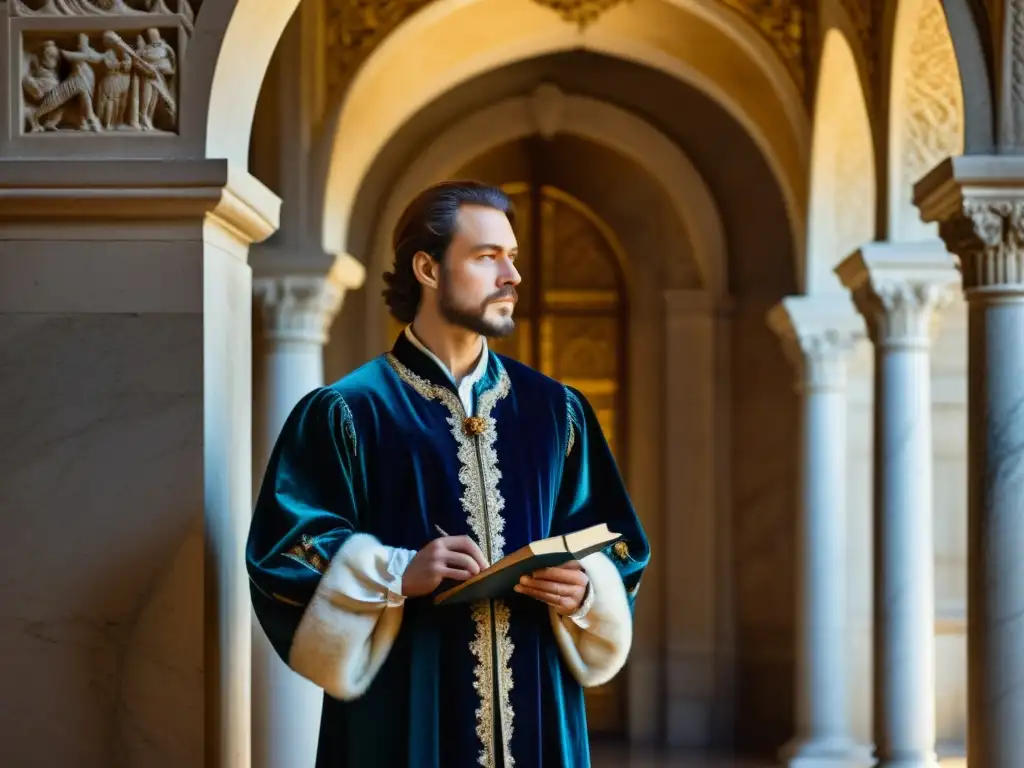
{"left": 0, "top": 218, "right": 255, "bottom": 766}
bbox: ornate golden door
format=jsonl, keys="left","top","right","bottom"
{"left": 384, "top": 182, "right": 630, "bottom": 735}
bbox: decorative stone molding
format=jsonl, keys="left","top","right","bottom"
{"left": 0, "top": 158, "right": 279, "bottom": 243}
{"left": 915, "top": 156, "right": 1024, "bottom": 296}
{"left": 12, "top": 1, "right": 192, "bottom": 135}
{"left": 836, "top": 241, "right": 959, "bottom": 349}
{"left": 767, "top": 295, "right": 865, "bottom": 392}
{"left": 529, "top": 0, "right": 629, "bottom": 28}
{"left": 320, "top": 0, "right": 809, "bottom": 107}
{"left": 252, "top": 251, "right": 366, "bottom": 345}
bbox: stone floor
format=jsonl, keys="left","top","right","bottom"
{"left": 590, "top": 747, "right": 969, "bottom": 768}
{"left": 590, "top": 747, "right": 769, "bottom": 767}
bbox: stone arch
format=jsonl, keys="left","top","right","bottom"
{"left": 885, "top": 0, "right": 965, "bottom": 240}
{"left": 804, "top": 27, "right": 876, "bottom": 293}
{"left": 313, "top": 0, "right": 809, "bottom": 263}
{"left": 180, "top": 0, "right": 300, "bottom": 165}
{"left": 369, "top": 86, "right": 726, "bottom": 307}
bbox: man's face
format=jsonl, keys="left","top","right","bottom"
{"left": 436, "top": 205, "right": 521, "bottom": 338}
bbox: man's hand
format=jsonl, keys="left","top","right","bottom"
{"left": 402, "top": 536, "right": 489, "bottom": 598}
{"left": 514, "top": 561, "right": 589, "bottom": 615}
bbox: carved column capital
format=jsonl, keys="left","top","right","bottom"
{"left": 767, "top": 296, "right": 865, "bottom": 393}
{"left": 914, "top": 155, "right": 1024, "bottom": 299}
{"left": 836, "top": 241, "right": 959, "bottom": 349}
{"left": 252, "top": 250, "right": 366, "bottom": 345}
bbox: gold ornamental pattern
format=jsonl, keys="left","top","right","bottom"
{"left": 384, "top": 353, "right": 516, "bottom": 768}
{"left": 322, "top": 0, "right": 829, "bottom": 97}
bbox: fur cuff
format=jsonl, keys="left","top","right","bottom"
{"left": 549, "top": 551, "right": 632, "bottom": 687}
{"left": 289, "top": 533, "right": 407, "bottom": 700}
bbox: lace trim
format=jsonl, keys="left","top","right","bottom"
{"left": 385, "top": 353, "right": 515, "bottom": 767}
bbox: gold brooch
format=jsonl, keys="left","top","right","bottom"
{"left": 463, "top": 416, "right": 488, "bottom": 436}
{"left": 612, "top": 541, "right": 630, "bottom": 561}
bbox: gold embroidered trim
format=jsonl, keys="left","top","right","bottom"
{"left": 283, "top": 534, "right": 327, "bottom": 574}
{"left": 385, "top": 353, "right": 515, "bottom": 767}
{"left": 493, "top": 600, "right": 515, "bottom": 765}
{"left": 564, "top": 386, "right": 579, "bottom": 458}
{"left": 338, "top": 395, "right": 358, "bottom": 457}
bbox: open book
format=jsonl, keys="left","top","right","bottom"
{"left": 433, "top": 523, "right": 622, "bottom": 606}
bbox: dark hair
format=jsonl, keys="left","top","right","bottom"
{"left": 383, "top": 180, "right": 515, "bottom": 324}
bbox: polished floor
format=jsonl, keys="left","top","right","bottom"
{"left": 590, "top": 747, "right": 769, "bottom": 768}
{"left": 589, "top": 747, "right": 968, "bottom": 768}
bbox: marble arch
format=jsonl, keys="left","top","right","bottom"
{"left": 885, "top": 0, "right": 964, "bottom": 240}
{"left": 182, "top": 0, "right": 301, "bottom": 165}
{"left": 313, "top": 0, "right": 810, "bottom": 267}
{"left": 367, "top": 86, "right": 727, "bottom": 317}
{"left": 804, "top": 25, "right": 876, "bottom": 293}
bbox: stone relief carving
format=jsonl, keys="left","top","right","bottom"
{"left": 530, "top": 0, "right": 629, "bottom": 28}
{"left": 20, "top": 28, "right": 178, "bottom": 133}
{"left": 11, "top": 0, "right": 194, "bottom": 31}
{"left": 717, "top": 0, "right": 806, "bottom": 89}
{"left": 939, "top": 200, "right": 1024, "bottom": 290}
{"left": 323, "top": 0, "right": 433, "bottom": 97}
{"left": 900, "top": 0, "right": 964, "bottom": 200}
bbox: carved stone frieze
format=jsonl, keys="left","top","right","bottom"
{"left": 20, "top": 28, "right": 179, "bottom": 133}
{"left": 11, "top": 0, "right": 194, "bottom": 33}
{"left": 12, "top": 0, "right": 191, "bottom": 135}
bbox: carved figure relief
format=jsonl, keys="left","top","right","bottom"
{"left": 13, "top": 0, "right": 190, "bottom": 135}
{"left": 21, "top": 29, "right": 177, "bottom": 133}
{"left": 11, "top": 0, "right": 194, "bottom": 33}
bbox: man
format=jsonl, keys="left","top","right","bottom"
{"left": 247, "top": 180, "right": 649, "bottom": 767}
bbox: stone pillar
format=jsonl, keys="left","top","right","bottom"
{"left": 662, "top": 290, "right": 734, "bottom": 746}
{"left": 915, "top": 156, "right": 1024, "bottom": 767}
{"left": 0, "top": 159, "right": 278, "bottom": 767}
{"left": 837, "top": 242, "right": 958, "bottom": 768}
{"left": 250, "top": 251, "right": 364, "bottom": 768}
{"left": 768, "top": 296, "right": 866, "bottom": 768}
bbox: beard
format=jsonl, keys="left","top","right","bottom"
{"left": 438, "top": 278, "right": 517, "bottom": 338}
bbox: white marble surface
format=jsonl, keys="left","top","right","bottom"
{"left": 0, "top": 312, "right": 204, "bottom": 767}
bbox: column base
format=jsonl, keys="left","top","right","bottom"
{"left": 781, "top": 736, "right": 873, "bottom": 768}
{"left": 872, "top": 754, "right": 939, "bottom": 768}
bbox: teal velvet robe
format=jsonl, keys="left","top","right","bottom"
{"left": 247, "top": 332, "right": 650, "bottom": 768}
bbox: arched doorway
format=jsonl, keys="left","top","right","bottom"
{"left": 500, "top": 180, "right": 630, "bottom": 737}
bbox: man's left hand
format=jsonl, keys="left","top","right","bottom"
{"left": 514, "top": 561, "right": 589, "bottom": 615}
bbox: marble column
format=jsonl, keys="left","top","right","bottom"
{"left": 915, "top": 156, "right": 1024, "bottom": 767}
{"left": 837, "top": 242, "right": 958, "bottom": 768}
{"left": 250, "top": 251, "right": 365, "bottom": 768}
{"left": 768, "top": 296, "right": 866, "bottom": 768}
{"left": 0, "top": 159, "right": 279, "bottom": 767}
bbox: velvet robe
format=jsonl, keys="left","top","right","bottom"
{"left": 247, "top": 332, "right": 650, "bottom": 768}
